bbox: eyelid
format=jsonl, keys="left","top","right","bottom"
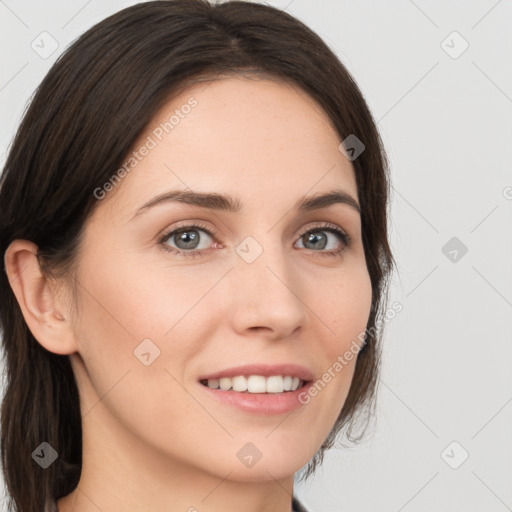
{"left": 158, "top": 219, "right": 215, "bottom": 238}
{"left": 157, "top": 220, "right": 217, "bottom": 250}
{"left": 297, "top": 221, "right": 350, "bottom": 241}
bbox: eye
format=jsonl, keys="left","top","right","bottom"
{"left": 294, "top": 223, "right": 351, "bottom": 257}
{"left": 159, "top": 222, "right": 216, "bottom": 258}
{"left": 158, "top": 221, "right": 351, "bottom": 258}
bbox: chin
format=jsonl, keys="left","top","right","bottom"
{"left": 222, "top": 461, "right": 302, "bottom": 483}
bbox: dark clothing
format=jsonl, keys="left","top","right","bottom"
{"left": 48, "top": 495, "right": 309, "bottom": 511}
{"left": 293, "top": 495, "right": 310, "bottom": 511}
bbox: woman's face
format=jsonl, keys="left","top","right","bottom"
{"left": 67, "top": 76, "right": 372, "bottom": 481}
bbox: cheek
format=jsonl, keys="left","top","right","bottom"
{"left": 70, "top": 254, "right": 225, "bottom": 414}
{"left": 313, "top": 266, "right": 372, "bottom": 401}
{"left": 74, "top": 251, "right": 218, "bottom": 348}
{"left": 322, "top": 263, "right": 373, "bottom": 353}
{"left": 69, "top": 262, "right": 209, "bottom": 454}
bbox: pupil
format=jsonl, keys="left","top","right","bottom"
{"left": 176, "top": 229, "right": 199, "bottom": 249}
{"left": 304, "top": 232, "right": 326, "bottom": 250}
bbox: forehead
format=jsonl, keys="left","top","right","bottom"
{"left": 97, "top": 76, "right": 357, "bottom": 218}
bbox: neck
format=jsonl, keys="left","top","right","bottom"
{"left": 57, "top": 402, "right": 296, "bottom": 512}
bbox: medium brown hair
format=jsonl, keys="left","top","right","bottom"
{"left": 0, "top": 1, "right": 394, "bottom": 510}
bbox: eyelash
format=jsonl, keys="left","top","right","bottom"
{"left": 157, "top": 221, "right": 351, "bottom": 259}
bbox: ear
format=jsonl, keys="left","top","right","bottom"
{"left": 4, "top": 239, "right": 78, "bottom": 355}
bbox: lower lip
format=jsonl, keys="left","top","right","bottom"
{"left": 199, "top": 381, "right": 313, "bottom": 415}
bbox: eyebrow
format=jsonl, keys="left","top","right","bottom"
{"left": 130, "top": 188, "right": 360, "bottom": 220}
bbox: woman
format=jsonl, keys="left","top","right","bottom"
{"left": 0, "top": 1, "right": 394, "bottom": 511}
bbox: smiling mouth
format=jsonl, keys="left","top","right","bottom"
{"left": 199, "top": 375, "right": 310, "bottom": 394}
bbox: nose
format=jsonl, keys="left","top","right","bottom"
{"left": 227, "top": 239, "right": 309, "bottom": 340}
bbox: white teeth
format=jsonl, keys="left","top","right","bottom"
{"left": 219, "top": 378, "right": 231, "bottom": 391}
{"left": 247, "top": 375, "right": 266, "bottom": 393}
{"left": 232, "top": 376, "right": 248, "bottom": 392}
{"left": 203, "top": 375, "right": 304, "bottom": 393}
{"left": 266, "top": 375, "right": 283, "bottom": 393}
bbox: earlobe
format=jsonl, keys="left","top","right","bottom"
{"left": 3, "top": 239, "right": 78, "bottom": 355}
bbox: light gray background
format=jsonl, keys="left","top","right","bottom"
{"left": 1, "top": 1, "right": 511, "bottom": 511}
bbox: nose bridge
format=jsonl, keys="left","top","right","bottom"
{"left": 228, "top": 231, "right": 308, "bottom": 337}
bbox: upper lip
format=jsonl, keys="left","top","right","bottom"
{"left": 198, "top": 364, "right": 315, "bottom": 382}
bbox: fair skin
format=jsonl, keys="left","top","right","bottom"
{"left": 5, "top": 76, "right": 372, "bottom": 512}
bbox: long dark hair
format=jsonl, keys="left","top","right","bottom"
{"left": 0, "top": 1, "right": 394, "bottom": 510}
